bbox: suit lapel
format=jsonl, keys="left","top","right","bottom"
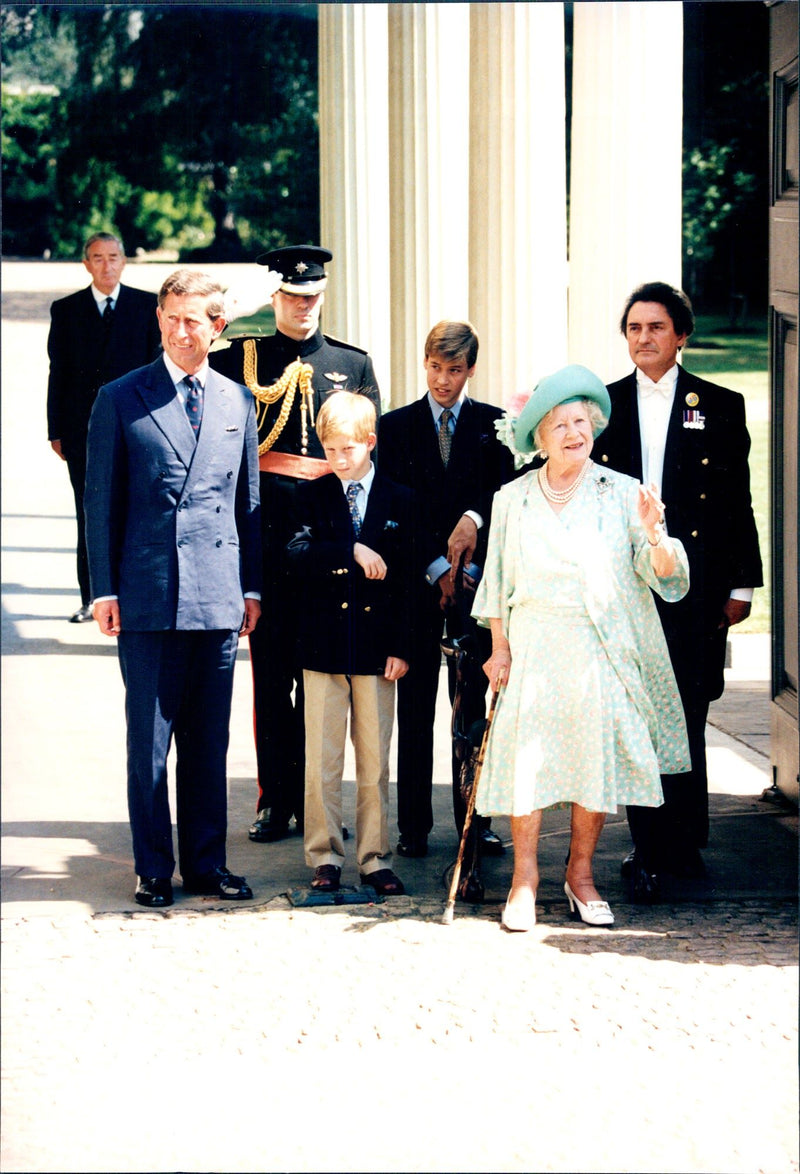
{"left": 137, "top": 359, "right": 197, "bottom": 471}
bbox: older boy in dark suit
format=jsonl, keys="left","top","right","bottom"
{"left": 377, "top": 321, "right": 515, "bottom": 858}
{"left": 287, "top": 393, "right": 412, "bottom": 896}
{"left": 593, "top": 281, "right": 763, "bottom": 900}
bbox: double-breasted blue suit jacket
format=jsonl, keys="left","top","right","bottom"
{"left": 85, "top": 357, "right": 261, "bottom": 631}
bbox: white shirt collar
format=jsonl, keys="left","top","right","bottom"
{"left": 91, "top": 283, "right": 122, "bottom": 309}
{"left": 163, "top": 353, "right": 209, "bottom": 391}
{"left": 342, "top": 462, "right": 375, "bottom": 494}
{"left": 636, "top": 363, "right": 679, "bottom": 392}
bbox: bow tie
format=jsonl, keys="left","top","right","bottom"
{"left": 639, "top": 377, "right": 673, "bottom": 399}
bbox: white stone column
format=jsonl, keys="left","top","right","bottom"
{"left": 387, "top": 3, "right": 471, "bottom": 406}
{"left": 569, "top": 1, "right": 683, "bottom": 382}
{"left": 468, "top": 2, "right": 568, "bottom": 405}
{"left": 319, "top": 4, "right": 391, "bottom": 402}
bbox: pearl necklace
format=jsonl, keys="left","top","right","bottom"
{"left": 538, "top": 458, "right": 592, "bottom": 504}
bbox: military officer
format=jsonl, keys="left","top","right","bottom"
{"left": 209, "top": 245, "right": 382, "bottom": 842}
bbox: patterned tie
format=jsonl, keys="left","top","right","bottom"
{"left": 438, "top": 408, "right": 453, "bottom": 466}
{"left": 346, "top": 482, "right": 362, "bottom": 538}
{"left": 183, "top": 375, "right": 204, "bottom": 435}
{"left": 102, "top": 296, "right": 114, "bottom": 325}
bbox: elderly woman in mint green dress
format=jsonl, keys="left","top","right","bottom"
{"left": 473, "top": 365, "right": 691, "bottom": 932}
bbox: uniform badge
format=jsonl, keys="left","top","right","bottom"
{"left": 324, "top": 372, "right": 348, "bottom": 389}
{"left": 295, "top": 261, "right": 308, "bottom": 274}
{"left": 685, "top": 392, "right": 700, "bottom": 407}
{"left": 683, "top": 410, "right": 705, "bottom": 430}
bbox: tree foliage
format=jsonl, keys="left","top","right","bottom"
{"left": 1, "top": 4, "right": 319, "bottom": 258}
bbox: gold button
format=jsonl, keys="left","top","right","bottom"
{"left": 364, "top": 606, "right": 371, "bottom": 612}
{"left": 601, "top": 454, "right": 609, "bottom": 463}
{"left": 700, "top": 493, "right": 706, "bottom": 500}
{"left": 701, "top": 458, "right": 709, "bottom": 466}
{"left": 341, "top": 602, "right": 348, "bottom": 609}
{"left": 691, "top": 530, "right": 698, "bottom": 538}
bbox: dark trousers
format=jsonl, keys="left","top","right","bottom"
{"left": 248, "top": 472, "right": 305, "bottom": 822}
{"left": 118, "top": 629, "right": 238, "bottom": 879}
{"left": 65, "top": 439, "right": 91, "bottom": 606}
{"left": 627, "top": 638, "right": 711, "bottom": 861}
{"left": 396, "top": 590, "right": 491, "bottom": 841}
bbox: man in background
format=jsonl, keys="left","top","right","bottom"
{"left": 47, "top": 232, "right": 161, "bottom": 621}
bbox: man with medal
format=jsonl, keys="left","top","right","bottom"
{"left": 210, "top": 245, "right": 381, "bottom": 843}
{"left": 593, "top": 281, "right": 763, "bottom": 900}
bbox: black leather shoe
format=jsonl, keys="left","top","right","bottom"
{"left": 397, "top": 834, "right": 428, "bottom": 859}
{"left": 69, "top": 604, "right": 94, "bottom": 623}
{"left": 622, "top": 851, "right": 661, "bottom": 904}
{"left": 135, "top": 877, "right": 173, "bottom": 908}
{"left": 183, "top": 866, "right": 253, "bottom": 900}
{"left": 248, "top": 809, "right": 290, "bottom": 843}
{"left": 478, "top": 827, "right": 505, "bottom": 856}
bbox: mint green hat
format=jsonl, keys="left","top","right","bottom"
{"left": 513, "top": 364, "right": 611, "bottom": 455}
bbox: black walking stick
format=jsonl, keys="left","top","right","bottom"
{"left": 442, "top": 670, "right": 504, "bottom": 925}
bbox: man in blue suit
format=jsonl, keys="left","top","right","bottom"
{"left": 85, "top": 269, "right": 262, "bottom": 908}
{"left": 47, "top": 232, "right": 161, "bottom": 622}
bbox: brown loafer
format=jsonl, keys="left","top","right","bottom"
{"left": 361, "top": 868, "right": 405, "bottom": 896}
{"left": 310, "top": 865, "right": 341, "bottom": 891}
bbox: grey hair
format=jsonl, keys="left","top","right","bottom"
{"left": 533, "top": 399, "right": 608, "bottom": 458}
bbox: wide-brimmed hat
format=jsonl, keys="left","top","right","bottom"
{"left": 255, "top": 245, "right": 332, "bottom": 295}
{"left": 512, "top": 364, "right": 611, "bottom": 454}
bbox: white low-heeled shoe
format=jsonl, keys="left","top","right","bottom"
{"left": 501, "top": 890, "right": 537, "bottom": 932}
{"left": 564, "top": 881, "right": 614, "bottom": 927}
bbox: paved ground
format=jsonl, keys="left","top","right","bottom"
{"left": 2, "top": 264, "right": 798, "bottom": 1173}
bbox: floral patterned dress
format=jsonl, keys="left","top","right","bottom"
{"left": 472, "top": 463, "right": 691, "bottom": 816}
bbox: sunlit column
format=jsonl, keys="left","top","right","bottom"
{"left": 468, "top": 2, "right": 568, "bottom": 405}
{"left": 387, "top": 3, "right": 471, "bottom": 406}
{"left": 569, "top": 1, "right": 683, "bottom": 381}
{"left": 319, "top": 4, "right": 391, "bottom": 401}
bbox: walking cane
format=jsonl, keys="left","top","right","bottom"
{"left": 441, "top": 670, "right": 504, "bottom": 925}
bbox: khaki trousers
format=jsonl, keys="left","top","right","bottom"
{"left": 303, "top": 670, "right": 395, "bottom": 874}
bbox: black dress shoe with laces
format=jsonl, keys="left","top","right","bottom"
{"left": 182, "top": 866, "right": 253, "bottom": 900}
{"left": 135, "top": 877, "right": 173, "bottom": 908}
{"left": 397, "top": 834, "right": 428, "bottom": 859}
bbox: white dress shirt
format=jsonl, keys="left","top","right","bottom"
{"left": 91, "top": 283, "right": 122, "bottom": 314}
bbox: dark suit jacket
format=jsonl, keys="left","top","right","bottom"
{"left": 47, "top": 284, "right": 161, "bottom": 452}
{"left": 376, "top": 395, "right": 514, "bottom": 576}
{"left": 85, "top": 357, "right": 261, "bottom": 631}
{"left": 593, "top": 365, "right": 763, "bottom": 699}
{"left": 286, "top": 471, "right": 413, "bottom": 674}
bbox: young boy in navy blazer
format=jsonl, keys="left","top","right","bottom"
{"left": 286, "top": 393, "right": 413, "bottom": 896}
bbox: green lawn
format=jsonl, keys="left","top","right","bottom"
{"left": 683, "top": 315, "right": 770, "bottom": 634}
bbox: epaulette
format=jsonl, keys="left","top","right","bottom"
{"left": 322, "top": 333, "right": 369, "bottom": 356}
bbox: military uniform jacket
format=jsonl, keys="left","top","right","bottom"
{"left": 593, "top": 365, "right": 763, "bottom": 699}
{"left": 286, "top": 471, "right": 414, "bottom": 674}
{"left": 209, "top": 328, "right": 381, "bottom": 459}
{"left": 377, "top": 395, "right": 515, "bottom": 574}
{"left": 85, "top": 357, "right": 262, "bottom": 631}
{"left": 47, "top": 284, "right": 161, "bottom": 450}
